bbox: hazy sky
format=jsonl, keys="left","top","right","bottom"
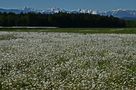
{"left": 0, "top": 0, "right": 136, "bottom": 11}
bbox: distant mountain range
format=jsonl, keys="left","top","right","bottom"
{"left": 0, "top": 7, "right": 35, "bottom": 14}
{"left": 0, "top": 7, "right": 136, "bottom": 20}
{"left": 100, "top": 9, "right": 136, "bottom": 20}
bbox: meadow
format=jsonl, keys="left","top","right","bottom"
{"left": 1, "top": 28, "right": 136, "bottom": 34}
{"left": 0, "top": 28, "right": 136, "bottom": 89}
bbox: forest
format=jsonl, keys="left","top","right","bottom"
{"left": 0, "top": 12, "right": 126, "bottom": 27}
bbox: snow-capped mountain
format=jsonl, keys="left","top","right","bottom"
{"left": 0, "top": 7, "right": 97, "bottom": 14}
{"left": 43, "top": 8, "right": 67, "bottom": 14}
{"left": 0, "top": 7, "right": 68, "bottom": 14}
{"left": 100, "top": 9, "right": 136, "bottom": 20}
{"left": 0, "top": 7, "right": 136, "bottom": 20}
{"left": 76, "top": 9, "right": 98, "bottom": 14}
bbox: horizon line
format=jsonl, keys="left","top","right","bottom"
{"left": 0, "top": 7, "right": 136, "bottom": 12}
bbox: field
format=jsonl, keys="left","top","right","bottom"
{"left": 0, "top": 28, "right": 136, "bottom": 89}
{"left": 1, "top": 28, "right": 136, "bottom": 34}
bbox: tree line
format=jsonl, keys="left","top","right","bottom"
{"left": 0, "top": 12, "right": 126, "bottom": 27}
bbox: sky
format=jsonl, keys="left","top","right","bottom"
{"left": 0, "top": 0, "right": 136, "bottom": 11}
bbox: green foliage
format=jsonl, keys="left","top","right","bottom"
{"left": 0, "top": 12, "right": 126, "bottom": 27}
{"left": 126, "top": 20, "right": 136, "bottom": 27}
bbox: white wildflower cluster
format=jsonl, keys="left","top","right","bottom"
{"left": 0, "top": 32, "right": 136, "bottom": 89}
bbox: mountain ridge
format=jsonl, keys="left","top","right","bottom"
{"left": 0, "top": 7, "right": 136, "bottom": 20}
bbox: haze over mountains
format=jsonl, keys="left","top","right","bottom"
{"left": 0, "top": 7, "right": 136, "bottom": 20}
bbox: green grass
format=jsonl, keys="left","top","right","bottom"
{"left": 0, "top": 28, "right": 136, "bottom": 34}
